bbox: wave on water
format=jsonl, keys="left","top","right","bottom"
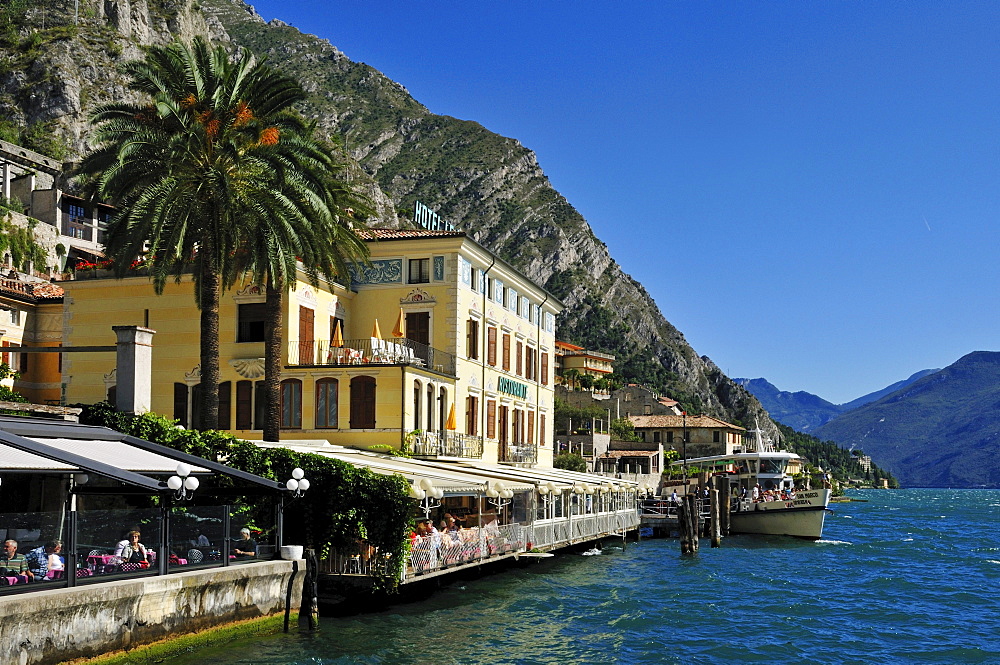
{"left": 987, "top": 560, "right": 1000, "bottom": 565}
{"left": 816, "top": 539, "right": 852, "bottom": 545}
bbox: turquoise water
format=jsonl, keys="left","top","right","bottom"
{"left": 170, "top": 489, "right": 1000, "bottom": 664}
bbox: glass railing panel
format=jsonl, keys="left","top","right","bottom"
{"left": 76, "top": 507, "right": 161, "bottom": 582}
{"left": 0, "top": 510, "right": 68, "bottom": 592}
{"left": 168, "top": 505, "right": 227, "bottom": 571}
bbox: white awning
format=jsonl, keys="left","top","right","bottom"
{"left": 0, "top": 443, "right": 77, "bottom": 471}
{"left": 28, "top": 438, "right": 211, "bottom": 474}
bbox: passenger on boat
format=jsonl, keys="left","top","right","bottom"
{"left": 751, "top": 484, "right": 761, "bottom": 502}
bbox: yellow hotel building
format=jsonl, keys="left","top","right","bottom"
{"left": 61, "top": 229, "right": 562, "bottom": 468}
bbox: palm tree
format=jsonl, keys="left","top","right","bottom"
{"left": 81, "top": 37, "right": 340, "bottom": 430}
{"left": 562, "top": 368, "right": 580, "bottom": 391}
{"left": 238, "top": 144, "right": 371, "bottom": 441}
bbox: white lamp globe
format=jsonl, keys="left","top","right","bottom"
{"left": 486, "top": 488, "right": 499, "bottom": 498}
{"left": 433, "top": 487, "right": 445, "bottom": 499}
{"left": 546, "top": 481, "right": 557, "bottom": 493}
{"left": 419, "top": 478, "right": 435, "bottom": 491}
{"left": 167, "top": 476, "right": 183, "bottom": 491}
{"left": 286, "top": 478, "right": 299, "bottom": 491}
{"left": 292, "top": 467, "right": 305, "bottom": 480}
{"left": 538, "top": 485, "right": 549, "bottom": 495}
{"left": 502, "top": 489, "right": 514, "bottom": 499}
{"left": 409, "top": 486, "right": 425, "bottom": 500}
{"left": 184, "top": 476, "right": 200, "bottom": 491}
{"left": 175, "top": 463, "right": 192, "bottom": 478}
{"left": 297, "top": 478, "right": 311, "bottom": 491}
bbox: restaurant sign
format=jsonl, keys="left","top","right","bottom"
{"left": 498, "top": 376, "right": 528, "bottom": 399}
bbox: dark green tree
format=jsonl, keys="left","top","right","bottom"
{"left": 81, "top": 37, "right": 364, "bottom": 430}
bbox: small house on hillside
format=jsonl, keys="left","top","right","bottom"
{"left": 628, "top": 414, "right": 748, "bottom": 458}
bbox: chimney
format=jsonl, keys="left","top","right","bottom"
{"left": 113, "top": 326, "right": 155, "bottom": 414}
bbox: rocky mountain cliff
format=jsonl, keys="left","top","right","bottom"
{"left": 0, "top": 0, "right": 775, "bottom": 438}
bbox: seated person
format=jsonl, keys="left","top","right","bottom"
{"left": 0, "top": 539, "right": 34, "bottom": 581}
{"left": 114, "top": 530, "right": 150, "bottom": 565}
{"left": 189, "top": 530, "right": 211, "bottom": 547}
{"left": 233, "top": 528, "right": 257, "bottom": 559}
{"left": 26, "top": 540, "right": 63, "bottom": 579}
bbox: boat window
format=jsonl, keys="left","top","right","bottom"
{"left": 759, "top": 458, "right": 786, "bottom": 475}
{"left": 736, "top": 460, "right": 752, "bottom": 475}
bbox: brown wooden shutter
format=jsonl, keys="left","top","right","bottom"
{"left": 350, "top": 376, "right": 376, "bottom": 429}
{"left": 236, "top": 380, "right": 253, "bottom": 429}
{"left": 486, "top": 399, "right": 496, "bottom": 438}
{"left": 466, "top": 395, "right": 478, "bottom": 435}
{"left": 540, "top": 414, "right": 546, "bottom": 447}
{"left": 502, "top": 334, "right": 511, "bottom": 371}
{"left": 218, "top": 381, "right": 231, "bottom": 430}
{"left": 299, "top": 306, "right": 314, "bottom": 364}
{"left": 467, "top": 319, "right": 479, "bottom": 359}
{"left": 487, "top": 327, "right": 497, "bottom": 366}
{"left": 516, "top": 341, "right": 523, "bottom": 376}
{"left": 541, "top": 353, "right": 549, "bottom": 385}
{"left": 173, "top": 383, "right": 189, "bottom": 428}
{"left": 528, "top": 411, "right": 535, "bottom": 445}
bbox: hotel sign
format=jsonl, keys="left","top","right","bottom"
{"left": 498, "top": 376, "right": 528, "bottom": 399}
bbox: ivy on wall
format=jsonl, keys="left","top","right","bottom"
{"left": 0, "top": 213, "right": 48, "bottom": 272}
{"left": 80, "top": 402, "right": 413, "bottom": 591}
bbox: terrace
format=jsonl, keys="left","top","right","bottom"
{"left": 287, "top": 338, "right": 456, "bottom": 376}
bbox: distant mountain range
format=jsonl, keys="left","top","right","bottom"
{"left": 741, "top": 354, "right": 1000, "bottom": 488}
{"left": 735, "top": 369, "right": 937, "bottom": 432}
{"left": 813, "top": 352, "right": 1000, "bottom": 488}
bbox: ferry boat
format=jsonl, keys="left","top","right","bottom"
{"left": 673, "top": 426, "right": 832, "bottom": 540}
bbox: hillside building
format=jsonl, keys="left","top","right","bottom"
{"left": 628, "top": 414, "right": 748, "bottom": 458}
{"left": 554, "top": 340, "right": 614, "bottom": 388}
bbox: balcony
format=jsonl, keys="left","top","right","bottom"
{"left": 287, "top": 338, "right": 456, "bottom": 375}
{"left": 408, "top": 430, "right": 483, "bottom": 459}
{"left": 499, "top": 442, "right": 537, "bottom": 465}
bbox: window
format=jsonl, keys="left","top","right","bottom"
{"left": 427, "top": 384, "right": 435, "bottom": 431}
{"left": 237, "top": 303, "right": 267, "bottom": 342}
{"left": 502, "top": 334, "right": 511, "bottom": 371}
{"left": 10, "top": 308, "right": 20, "bottom": 326}
{"left": 541, "top": 352, "right": 549, "bottom": 385}
{"left": 509, "top": 289, "right": 518, "bottom": 312}
{"left": 173, "top": 383, "right": 189, "bottom": 428}
{"left": 413, "top": 380, "right": 422, "bottom": 431}
{"left": 653, "top": 431, "right": 661, "bottom": 443}
{"left": 515, "top": 341, "right": 523, "bottom": 376}
{"left": 466, "top": 395, "right": 479, "bottom": 435}
{"left": 667, "top": 431, "right": 674, "bottom": 443}
{"left": 281, "top": 379, "right": 302, "bottom": 429}
{"left": 713, "top": 431, "right": 721, "bottom": 443}
{"left": 408, "top": 258, "right": 430, "bottom": 283}
{"left": 471, "top": 267, "right": 480, "bottom": 292}
{"left": 350, "top": 376, "right": 376, "bottom": 429}
{"left": 526, "top": 347, "right": 536, "bottom": 381}
{"left": 487, "top": 326, "right": 497, "bottom": 366}
{"left": 466, "top": 319, "right": 480, "bottom": 359}
{"left": 316, "top": 378, "right": 339, "bottom": 428}
{"left": 439, "top": 387, "right": 447, "bottom": 433}
{"left": 486, "top": 399, "right": 496, "bottom": 439}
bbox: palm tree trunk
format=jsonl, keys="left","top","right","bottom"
{"left": 262, "top": 277, "right": 283, "bottom": 442}
{"left": 198, "top": 250, "right": 221, "bottom": 431}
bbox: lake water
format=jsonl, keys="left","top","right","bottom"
{"left": 168, "top": 489, "right": 1000, "bottom": 664}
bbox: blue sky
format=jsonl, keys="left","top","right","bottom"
{"left": 247, "top": 1, "right": 1000, "bottom": 404}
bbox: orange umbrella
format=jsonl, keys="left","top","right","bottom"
{"left": 332, "top": 319, "right": 344, "bottom": 348}
{"left": 392, "top": 308, "right": 406, "bottom": 338}
{"left": 445, "top": 402, "right": 457, "bottom": 430}
{"left": 371, "top": 319, "right": 382, "bottom": 340}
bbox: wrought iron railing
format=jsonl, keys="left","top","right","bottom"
{"left": 408, "top": 430, "right": 483, "bottom": 458}
{"left": 287, "top": 338, "right": 456, "bottom": 375}
{"left": 498, "top": 442, "right": 537, "bottom": 465}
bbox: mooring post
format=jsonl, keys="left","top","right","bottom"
{"left": 720, "top": 480, "right": 731, "bottom": 536}
{"left": 710, "top": 488, "right": 721, "bottom": 547}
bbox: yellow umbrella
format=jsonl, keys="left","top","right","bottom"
{"left": 371, "top": 319, "right": 382, "bottom": 340}
{"left": 332, "top": 319, "right": 344, "bottom": 348}
{"left": 445, "top": 402, "right": 457, "bottom": 430}
{"left": 392, "top": 308, "right": 406, "bottom": 338}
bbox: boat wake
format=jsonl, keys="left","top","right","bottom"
{"left": 816, "top": 539, "right": 852, "bottom": 546}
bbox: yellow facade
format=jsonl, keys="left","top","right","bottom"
{"left": 59, "top": 230, "right": 562, "bottom": 468}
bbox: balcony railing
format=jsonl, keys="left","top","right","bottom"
{"left": 287, "top": 338, "right": 456, "bottom": 375}
{"left": 498, "top": 442, "right": 537, "bottom": 465}
{"left": 408, "top": 430, "right": 483, "bottom": 459}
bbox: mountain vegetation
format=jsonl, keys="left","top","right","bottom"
{"left": 777, "top": 424, "right": 898, "bottom": 489}
{"left": 0, "top": 0, "right": 777, "bottom": 439}
{"left": 814, "top": 352, "right": 1000, "bottom": 488}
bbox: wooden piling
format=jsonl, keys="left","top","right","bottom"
{"left": 679, "top": 492, "right": 699, "bottom": 554}
{"left": 720, "top": 479, "right": 731, "bottom": 536}
{"left": 709, "top": 489, "right": 721, "bottom": 547}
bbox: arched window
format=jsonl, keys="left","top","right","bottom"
{"left": 316, "top": 378, "right": 338, "bottom": 429}
{"left": 413, "top": 380, "right": 422, "bottom": 431}
{"left": 426, "top": 383, "right": 434, "bottom": 431}
{"left": 438, "top": 387, "right": 448, "bottom": 433}
{"left": 281, "top": 379, "right": 302, "bottom": 429}
{"left": 350, "top": 376, "right": 376, "bottom": 429}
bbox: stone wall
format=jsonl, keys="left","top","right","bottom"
{"left": 0, "top": 559, "right": 304, "bottom": 665}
